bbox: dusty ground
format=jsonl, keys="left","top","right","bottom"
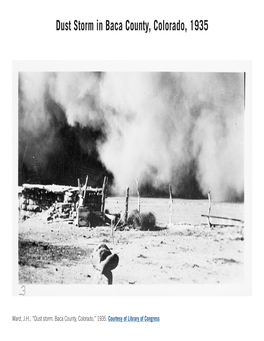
{"left": 18, "top": 197, "right": 244, "bottom": 285}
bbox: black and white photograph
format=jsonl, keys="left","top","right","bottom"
{"left": 16, "top": 67, "right": 247, "bottom": 292}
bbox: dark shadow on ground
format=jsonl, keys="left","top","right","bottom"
{"left": 18, "top": 238, "right": 92, "bottom": 268}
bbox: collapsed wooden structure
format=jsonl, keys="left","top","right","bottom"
{"left": 76, "top": 176, "right": 108, "bottom": 227}
{"left": 19, "top": 176, "right": 108, "bottom": 227}
{"left": 19, "top": 184, "right": 79, "bottom": 219}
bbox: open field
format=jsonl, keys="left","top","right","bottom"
{"left": 18, "top": 197, "right": 244, "bottom": 285}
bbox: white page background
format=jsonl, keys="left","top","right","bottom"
{"left": 1, "top": 1, "right": 262, "bottom": 340}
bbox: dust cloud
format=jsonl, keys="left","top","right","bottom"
{"left": 19, "top": 71, "right": 244, "bottom": 201}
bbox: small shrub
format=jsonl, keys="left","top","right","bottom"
{"left": 127, "top": 209, "right": 141, "bottom": 229}
{"left": 127, "top": 210, "right": 156, "bottom": 231}
{"left": 140, "top": 212, "right": 156, "bottom": 231}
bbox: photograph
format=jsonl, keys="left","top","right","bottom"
{"left": 16, "top": 69, "right": 246, "bottom": 289}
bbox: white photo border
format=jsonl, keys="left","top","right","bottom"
{"left": 13, "top": 60, "right": 252, "bottom": 296}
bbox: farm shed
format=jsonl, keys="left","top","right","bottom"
{"left": 19, "top": 177, "right": 108, "bottom": 227}
{"left": 19, "top": 184, "right": 79, "bottom": 219}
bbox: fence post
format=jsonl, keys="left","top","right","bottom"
{"left": 207, "top": 190, "right": 212, "bottom": 228}
{"left": 169, "top": 184, "right": 173, "bottom": 225}
{"left": 135, "top": 178, "right": 140, "bottom": 213}
{"left": 125, "top": 187, "right": 129, "bottom": 223}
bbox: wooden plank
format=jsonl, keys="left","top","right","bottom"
{"left": 101, "top": 176, "right": 108, "bottom": 213}
{"left": 78, "top": 178, "right": 81, "bottom": 194}
{"left": 83, "top": 175, "right": 89, "bottom": 199}
{"left": 201, "top": 214, "right": 244, "bottom": 223}
{"left": 77, "top": 178, "right": 84, "bottom": 206}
